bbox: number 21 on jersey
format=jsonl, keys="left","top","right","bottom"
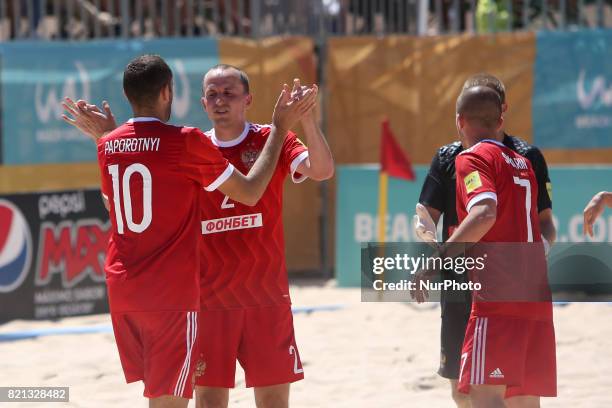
{"left": 107, "top": 163, "right": 152, "bottom": 234}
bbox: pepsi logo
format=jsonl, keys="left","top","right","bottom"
{"left": 0, "top": 200, "right": 32, "bottom": 292}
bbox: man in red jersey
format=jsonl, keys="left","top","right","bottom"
{"left": 441, "top": 86, "right": 556, "bottom": 407}
{"left": 63, "top": 55, "right": 315, "bottom": 408}
{"left": 194, "top": 65, "right": 333, "bottom": 408}
{"left": 415, "top": 73, "right": 556, "bottom": 408}
{"left": 63, "top": 64, "right": 328, "bottom": 407}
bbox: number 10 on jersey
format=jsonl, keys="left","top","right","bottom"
{"left": 108, "top": 164, "right": 152, "bottom": 234}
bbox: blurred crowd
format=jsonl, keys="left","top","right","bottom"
{"left": 0, "top": 0, "right": 609, "bottom": 41}
{"left": 0, "top": 0, "right": 254, "bottom": 40}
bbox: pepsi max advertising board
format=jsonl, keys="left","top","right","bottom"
{"left": 0, "top": 189, "right": 110, "bottom": 322}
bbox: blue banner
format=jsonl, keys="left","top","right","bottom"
{"left": 336, "top": 165, "right": 612, "bottom": 287}
{"left": 0, "top": 38, "right": 220, "bottom": 165}
{"left": 533, "top": 30, "right": 612, "bottom": 149}
{"left": 335, "top": 165, "right": 428, "bottom": 287}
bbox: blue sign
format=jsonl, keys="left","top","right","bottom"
{"left": 0, "top": 38, "right": 220, "bottom": 165}
{"left": 336, "top": 165, "right": 612, "bottom": 287}
{"left": 335, "top": 165, "right": 429, "bottom": 287}
{"left": 533, "top": 30, "right": 612, "bottom": 149}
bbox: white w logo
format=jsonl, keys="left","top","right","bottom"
{"left": 577, "top": 69, "right": 612, "bottom": 110}
{"left": 35, "top": 61, "right": 91, "bottom": 123}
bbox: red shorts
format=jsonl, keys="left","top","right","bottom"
{"left": 458, "top": 315, "right": 557, "bottom": 398}
{"left": 195, "top": 305, "right": 304, "bottom": 388}
{"left": 111, "top": 311, "right": 199, "bottom": 399}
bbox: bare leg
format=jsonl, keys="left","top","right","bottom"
{"left": 505, "top": 395, "right": 541, "bottom": 408}
{"left": 194, "top": 386, "right": 229, "bottom": 408}
{"left": 149, "top": 395, "right": 189, "bottom": 408}
{"left": 469, "top": 385, "right": 506, "bottom": 408}
{"left": 450, "top": 379, "right": 472, "bottom": 408}
{"left": 254, "top": 383, "right": 290, "bottom": 408}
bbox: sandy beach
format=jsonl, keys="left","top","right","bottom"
{"left": 1, "top": 281, "right": 611, "bottom": 407}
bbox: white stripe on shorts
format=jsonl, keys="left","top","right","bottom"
{"left": 480, "top": 318, "right": 488, "bottom": 384}
{"left": 470, "top": 318, "right": 477, "bottom": 384}
{"left": 470, "top": 317, "right": 489, "bottom": 385}
{"left": 174, "top": 311, "right": 197, "bottom": 397}
{"left": 470, "top": 317, "right": 486, "bottom": 385}
{"left": 475, "top": 317, "right": 483, "bottom": 384}
{"left": 174, "top": 312, "right": 191, "bottom": 396}
{"left": 185, "top": 312, "right": 197, "bottom": 394}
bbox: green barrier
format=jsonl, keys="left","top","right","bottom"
{"left": 336, "top": 165, "right": 612, "bottom": 287}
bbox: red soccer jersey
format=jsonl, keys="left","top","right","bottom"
{"left": 98, "top": 118, "right": 233, "bottom": 313}
{"left": 455, "top": 139, "right": 551, "bottom": 320}
{"left": 198, "top": 123, "right": 309, "bottom": 310}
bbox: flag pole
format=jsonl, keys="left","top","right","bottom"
{"left": 377, "top": 171, "right": 388, "bottom": 244}
{"left": 377, "top": 117, "right": 414, "bottom": 301}
{"left": 377, "top": 170, "right": 388, "bottom": 301}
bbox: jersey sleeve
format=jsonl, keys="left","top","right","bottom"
{"left": 278, "top": 131, "right": 309, "bottom": 183}
{"left": 97, "top": 145, "right": 111, "bottom": 202}
{"left": 179, "top": 128, "right": 234, "bottom": 191}
{"left": 455, "top": 150, "right": 498, "bottom": 213}
{"left": 418, "top": 152, "right": 446, "bottom": 212}
{"left": 100, "top": 174, "right": 111, "bottom": 202}
{"left": 525, "top": 147, "right": 552, "bottom": 212}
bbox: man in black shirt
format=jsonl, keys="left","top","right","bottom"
{"left": 416, "top": 74, "right": 556, "bottom": 408}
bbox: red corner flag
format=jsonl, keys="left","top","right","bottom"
{"left": 380, "top": 119, "right": 415, "bottom": 181}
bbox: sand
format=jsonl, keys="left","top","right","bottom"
{"left": 1, "top": 281, "right": 611, "bottom": 407}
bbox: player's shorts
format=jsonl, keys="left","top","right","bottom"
{"left": 195, "top": 305, "right": 304, "bottom": 388}
{"left": 458, "top": 315, "right": 557, "bottom": 397}
{"left": 438, "top": 299, "right": 471, "bottom": 379}
{"left": 111, "top": 310, "right": 199, "bottom": 399}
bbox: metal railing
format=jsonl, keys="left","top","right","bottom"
{"left": 0, "top": 0, "right": 610, "bottom": 41}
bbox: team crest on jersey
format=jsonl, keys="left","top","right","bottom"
{"left": 241, "top": 145, "right": 261, "bottom": 169}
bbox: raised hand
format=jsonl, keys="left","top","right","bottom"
{"left": 272, "top": 82, "right": 318, "bottom": 132}
{"left": 62, "top": 97, "right": 117, "bottom": 142}
{"left": 290, "top": 78, "right": 318, "bottom": 123}
{"left": 583, "top": 191, "right": 611, "bottom": 237}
